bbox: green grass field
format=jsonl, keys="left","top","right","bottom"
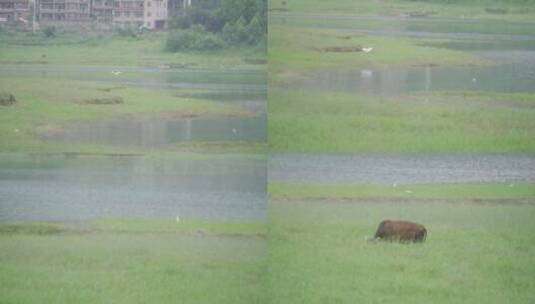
{"left": 268, "top": 25, "right": 482, "bottom": 79}
{"left": 269, "top": 198, "right": 535, "bottom": 303}
{"left": 270, "top": 0, "right": 535, "bottom": 21}
{"left": 0, "top": 77, "right": 255, "bottom": 153}
{"left": 0, "top": 220, "right": 266, "bottom": 304}
{"left": 268, "top": 90, "right": 535, "bottom": 152}
{"left": 0, "top": 30, "right": 265, "bottom": 69}
{"left": 270, "top": 183, "right": 535, "bottom": 201}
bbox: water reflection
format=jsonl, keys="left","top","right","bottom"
{"left": 287, "top": 55, "right": 535, "bottom": 94}
{"left": 43, "top": 116, "right": 267, "bottom": 147}
{"left": 274, "top": 14, "right": 535, "bottom": 94}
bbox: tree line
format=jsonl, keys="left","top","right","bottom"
{"left": 166, "top": 0, "right": 267, "bottom": 52}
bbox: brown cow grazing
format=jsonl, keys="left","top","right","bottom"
{"left": 371, "top": 220, "right": 427, "bottom": 243}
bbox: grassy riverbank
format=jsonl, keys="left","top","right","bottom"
{"left": 269, "top": 198, "right": 535, "bottom": 303}
{"left": 0, "top": 77, "right": 258, "bottom": 154}
{"left": 0, "top": 30, "right": 265, "bottom": 69}
{"left": 268, "top": 90, "right": 535, "bottom": 152}
{"left": 0, "top": 220, "right": 266, "bottom": 304}
{"left": 268, "top": 25, "right": 482, "bottom": 79}
{"left": 270, "top": 183, "right": 535, "bottom": 201}
{"left": 270, "top": 0, "right": 535, "bottom": 22}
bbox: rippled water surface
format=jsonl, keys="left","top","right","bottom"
{"left": 0, "top": 155, "right": 266, "bottom": 221}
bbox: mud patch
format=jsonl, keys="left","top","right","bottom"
{"left": 80, "top": 96, "right": 124, "bottom": 105}
{"left": 96, "top": 86, "right": 126, "bottom": 92}
{"left": 314, "top": 46, "right": 364, "bottom": 53}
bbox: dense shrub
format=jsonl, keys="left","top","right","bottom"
{"left": 115, "top": 27, "right": 137, "bottom": 38}
{"left": 167, "top": 0, "right": 266, "bottom": 51}
{"left": 166, "top": 26, "right": 225, "bottom": 51}
{"left": 169, "top": 6, "right": 222, "bottom": 32}
{"left": 42, "top": 26, "right": 56, "bottom": 38}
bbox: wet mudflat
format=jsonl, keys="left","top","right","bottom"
{"left": 269, "top": 154, "right": 535, "bottom": 184}
{"left": 0, "top": 155, "right": 266, "bottom": 221}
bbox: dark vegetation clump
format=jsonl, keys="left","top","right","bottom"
{"left": 166, "top": 0, "right": 267, "bottom": 51}
{"left": 42, "top": 26, "right": 56, "bottom": 38}
{"left": 0, "top": 92, "right": 17, "bottom": 106}
{"left": 82, "top": 96, "right": 124, "bottom": 105}
{"left": 0, "top": 223, "right": 65, "bottom": 235}
{"left": 319, "top": 46, "right": 364, "bottom": 53}
{"left": 166, "top": 25, "right": 225, "bottom": 51}
{"left": 115, "top": 27, "right": 139, "bottom": 38}
{"left": 485, "top": 7, "right": 509, "bottom": 14}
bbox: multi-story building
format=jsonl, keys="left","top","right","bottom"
{"left": 143, "top": 0, "right": 166, "bottom": 29}
{"left": 8, "top": 0, "right": 188, "bottom": 28}
{"left": 38, "top": 0, "right": 90, "bottom": 22}
{"left": 90, "top": 0, "right": 113, "bottom": 23}
{"left": 0, "top": 0, "right": 30, "bottom": 23}
{"left": 113, "top": 0, "right": 144, "bottom": 28}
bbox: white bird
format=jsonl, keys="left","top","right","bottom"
{"left": 361, "top": 69, "right": 373, "bottom": 78}
{"left": 362, "top": 47, "right": 374, "bottom": 53}
{"left": 175, "top": 215, "right": 180, "bottom": 223}
{"left": 111, "top": 71, "right": 122, "bottom": 76}
{"left": 404, "top": 190, "right": 413, "bottom": 194}
{"left": 14, "top": 128, "right": 19, "bottom": 133}
{"left": 392, "top": 183, "right": 397, "bottom": 188}
{"left": 232, "top": 128, "right": 237, "bottom": 134}
{"left": 472, "top": 78, "right": 477, "bottom": 83}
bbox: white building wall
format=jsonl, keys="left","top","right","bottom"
{"left": 143, "top": 0, "right": 166, "bottom": 29}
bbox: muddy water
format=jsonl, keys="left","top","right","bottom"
{"left": 0, "top": 156, "right": 266, "bottom": 221}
